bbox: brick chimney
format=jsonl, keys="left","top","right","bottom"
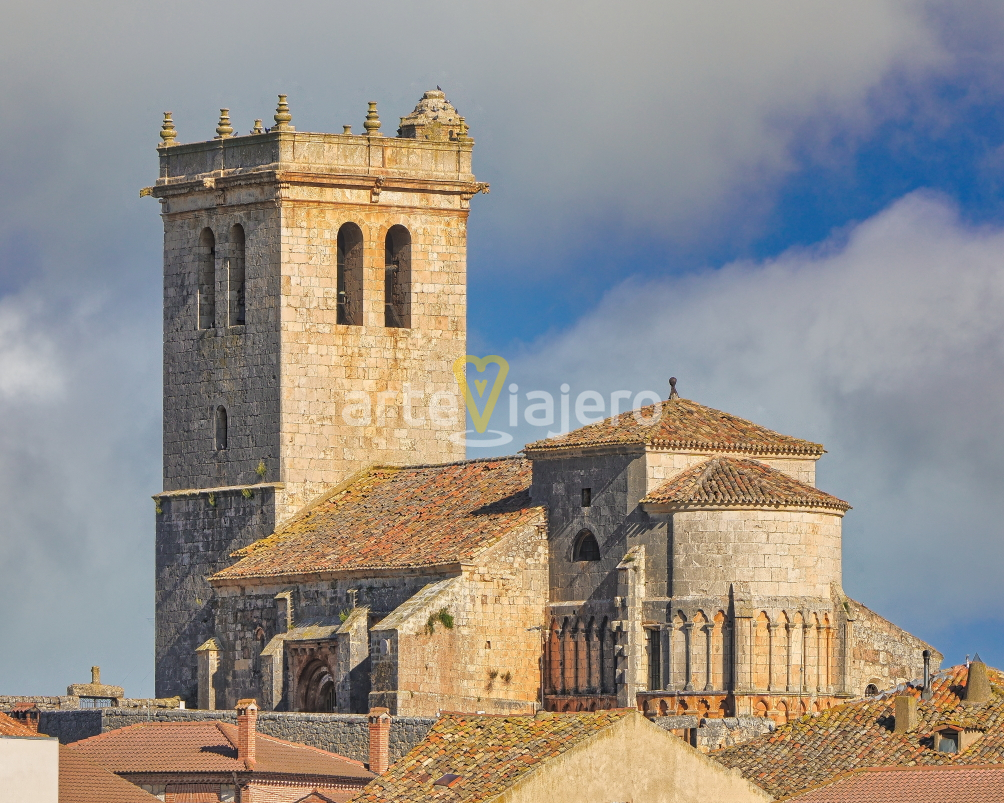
{"left": 91, "top": 666, "right": 100, "bottom": 684}
{"left": 368, "top": 707, "right": 391, "bottom": 775}
{"left": 236, "top": 699, "right": 258, "bottom": 770}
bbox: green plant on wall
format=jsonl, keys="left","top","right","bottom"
{"left": 256, "top": 460, "right": 267, "bottom": 478}
{"left": 338, "top": 609, "right": 352, "bottom": 623}
{"left": 241, "top": 487, "right": 253, "bottom": 499}
{"left": 208, "top": 492, "right": 216, "bottom": 507}
{"left": 154, "top": 499, "right": 163, "bottom": 515}
{"left": 425, "top": 608, "right": 455, "bottom": 635}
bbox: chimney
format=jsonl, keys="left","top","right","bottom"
{"left": 368, "top": 707, "right": 391, "bottom": 775}
{"left": 921, "top": 649, "right": 933, "bottom": 701}
{"left": 964, "top": 654, "right": 991, "bottom": 705}
{"left": 894, "top": 695, "right": 918, "bottom": 733}
{"left": 91, "top": 666, "right": 100, "bottom": 685}
{"left": 236, "top": 699, "right": 258, "bottom": 769}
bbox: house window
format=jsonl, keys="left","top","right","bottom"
{"left": 581, "top": 488, "right": 592, "bottom": 507}
{"left": 228, "top": 224, "right": 245, "bottom": 326}
{"left": 384, "top": 225, "right": 411, "bottom": 328}
{"left": 198, "top": 227, "right": 216, "bottom": 329}
{"left": 79, "top": 697, "right": 114, "bottom": 708}
{"left": 337, "top": 223, "right": 364, "bottom": 325}
{"left": 936, "top": 729, "right": 959, "bottom": 753}
{"left": 573, "top": 529, "right": 601, "bottom": 561}
{"left": 215, "top": 406, "right": 228, "bottom": 451}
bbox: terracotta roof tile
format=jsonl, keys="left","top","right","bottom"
{"left": 641, "top": 456, "right": 850, "bottom": 511}
{"left": 0, "top": 710, "right": 36, "bottom": 736}
{"left": 713, "top": 664, "right": 1004, "bottom": 799}
{"left": 59, "top": 745, "right": 162, "bottom": 803}
{"left": 525, "top": 397, "right": 824, "bottom": 457}
{"left": 783, "top": 764, "right": 1004, "bottom": 802}
{"left": 352, "top": 711, "right": 634, "bottom": 803}
{"left": 212, "top": 458, "right": 541, "bottom": 582}
{"left": 69, "top": 721, "right": 373, "bottom": 780}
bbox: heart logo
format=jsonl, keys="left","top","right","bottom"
{"left": 452, "top": 355, "right": 509, "bottom": 434}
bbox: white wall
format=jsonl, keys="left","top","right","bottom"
{"left": 0, "top": 736, "right": 59, "bottom": 803}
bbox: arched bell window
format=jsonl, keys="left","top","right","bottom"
{"left": 198, "top": 228, "right": 216, "bottom": 329}
{"left": 572, "top": 529, "right": 601, "bottom": 561}
{"left": 228, "top": 224, "right": 245, "bottom": 326}
{"left": 384, "top": 225, "right": 411, "bottom": 328}
{"left": 337, "top": 223, "right": 363, "bottom": 325}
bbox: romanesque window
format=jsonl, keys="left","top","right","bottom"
{"left": 228, "top": 224, "right": 245, "bottom": 326}
{"left": 865, "top": 683, "right": 878, "bottom": 696}
{"left": 215, "top": 406, "right": 228, "bottom": 451}
{"left": 384, "top": 225, "right": 411, "bottom": 328}
{"left": 573, "top": 529, "right": 601, "bottom": 561}
{"left": 198, "top": 228, "right": 216, "bottom": 329}
{"left": 337, "top": 223, "right": 364, "bottom": 325}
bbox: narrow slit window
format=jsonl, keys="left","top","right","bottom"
{"left": 228, "top": 224, "right": 245, "bottom": 326}
{"left": 215, "top": 406, "right": 228, "bottom": 451}
{"left": 573, "top": 529, "right": 601, "bottom": 561}
{"left": 581, "top": 488, "right": 592, "bottom": 507}
{"left": 337, "top": 223, "right": 364, "bottom": 325}
{"left": 198, "top": 228, "right": 216, "bottom": 329}
{"left": 384, "top": 225, "right": 411, "bottom": 328}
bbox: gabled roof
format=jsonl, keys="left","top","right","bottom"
{"left": 783, "top": 764, "right": 1004, "bottom": 803}
{"left": 713, "top": 663, "right": 1004, "bottom": 799}
{"left": 212, "top": 458, "right": 541, "bottom": 582}
{"left": 69, "top": 721, "right": 373, "bottom": 780}
{"left": 59, "top": 745, "right": 162, "bottom": 803}
{"left": 0, "top": 710, "right": 35, "bottom": 736}
{"left": 352, "top": 711, "right": 635, "bottom": 803}
{"left": 641, "top": 455, "right": 850, "bottom": 512}
{"left": 524, "top": 397, "right": 824, "bottom": 457}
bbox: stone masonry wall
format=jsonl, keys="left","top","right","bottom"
{"left": 37, "top": 709, "right": 434, "bottom": 765}
{"left": 671, "top": 509, "right": 843, "bottom": 600}
{"left": 646, "top": 451, "right": 817, "bottom": 493}
{"left": 371, "top": 521, "right": 549, "bottom": 715}
{"left": 276, "top": 194, "right": 467, "bottom": 521}
{"left": 156, "top": 487, "right": 277, "bottom": 703}
{"left": 847, "top": 598, "right": 941, "bottom": 695}
{"left": 211, "top": 571, "right": 452, "bottom": 710}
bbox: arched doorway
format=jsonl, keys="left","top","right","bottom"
{"left": 298, "top": 659, "right": 336, "bottom": 712}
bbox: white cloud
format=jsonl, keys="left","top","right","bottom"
{"left": 0, "top": 301, "right": 63, "bottom": 400}
{"left": 505, "top": 192, "right": 1004, "bottom": 636}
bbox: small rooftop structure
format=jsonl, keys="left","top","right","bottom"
{"left": 66, "top": 666, "right": 124, "bottom": 707}
{"left": 714, "top": 662, "right": 1004, "bottom": 799}
{"left": 397, "top": 89, "right": 468, "bottom": 141}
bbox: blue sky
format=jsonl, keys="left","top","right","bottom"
{"left": 1, "top": 1, "right": 1004, "bottom": 694}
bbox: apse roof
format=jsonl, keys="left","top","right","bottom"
{"left": 524, "top": 397, "right": 824, "bottom": 457}
{"left": 641, "top": 455, "right": 850, "bottom": 512}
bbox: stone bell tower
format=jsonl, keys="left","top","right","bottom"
{"left": 146, "top": 90, "right": 487, "bottom": 703}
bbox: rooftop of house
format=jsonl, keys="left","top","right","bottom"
{"left": 0, "top": 712, "right": 158, "bottom": 803}
{"left": 641, "top": 455, "right": 850, "bottom": 511}
{"left": 351, "top": 710, "right": 636, "bottom": 803}
{"left": 212, "top": 457, "right": 540, "bottom": 583}
{"left": 68, "top": 721, "right": 373, "bottom": 780}
{"left": 713, "top": 662, "right": 1004, "bottom": 799}
{"left": 781, "top": 764, "right": 1004, "bottom": 803}
{"left": 524, "top": 396, "right": 824, "bottom": 457}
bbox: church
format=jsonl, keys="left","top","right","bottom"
{"left": 146, "top": 89, "right": 938, "bottom": 720}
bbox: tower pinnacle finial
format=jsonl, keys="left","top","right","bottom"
{"left": 364, "top": 101, "right": 382, "bottom": 136}
{"left": 273, "top": 95, "right": 293, "bottom": 131}
{"left": 215, "top": 109, "right": 234, "bottom": 139}
{"left": 251, "top": 119, "right": 264, "bottom": 135}
{"left": 160, "top": 112, "right": 177, "bottom": 147}
{"left": 669, "top": 377, "right": 679, "bottom": 400}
